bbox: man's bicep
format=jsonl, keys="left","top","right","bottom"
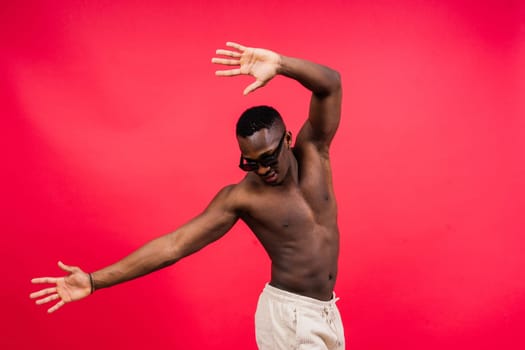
{"left": 169, "top": 186, "right": 240, "bottom": 259}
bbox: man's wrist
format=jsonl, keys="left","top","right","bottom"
{"left": 276, "top": 54, "right": 285, "bottom": 75}
{"left": 88, "top": 273, "right": 96, "bottom": 294}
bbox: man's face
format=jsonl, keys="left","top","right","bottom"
{"left": 237, "top": 127, "right": 289, "bottom": 185}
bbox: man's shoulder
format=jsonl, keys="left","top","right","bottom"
{"left": 215, "top": 176, "right": 257, "bottom": 205}
{"left": 229, "top": 174, "right": 262, "bottom": 194}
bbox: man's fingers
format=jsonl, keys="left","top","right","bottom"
{"left": 35, "top": 293, "right": 60, "bottom": 305}
{"left": 211, "top": 57, "right": 240, "bottom": 66}
{"left": 30, "top": 287, "right": 57, "bottom": 299}
{"left": 58, "top": 261, "right": 77, "bottom": 273}
{"left": 215, "top": 49, "right": 241, "bottom": 58}
{"left": 244, "top": 80, "right": 264, "bottom": 95}
{"left": 226, "top": 42, "right": 246, "bottom": 51}
{"left": 48, "top": 300, "right": 65, "bottom": 313}
{"left": 215, "top": 69, "right": 241, "bottom": 77}
{"left": 31, "top": 277, "right": 58, "bottom": 284}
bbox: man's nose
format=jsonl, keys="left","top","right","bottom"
{"left": 256, "top": 164, "right": 271, "bottom": 176}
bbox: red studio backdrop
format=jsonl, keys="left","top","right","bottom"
{"left": 2, "top": 1, "right": 524, "bottom": 349}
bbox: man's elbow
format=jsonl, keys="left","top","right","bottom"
{"left": 317, "top": 69, "right": 341, "bottom": 97}
{"left": 329, "top": 70, "right": 342, "bottom": 92}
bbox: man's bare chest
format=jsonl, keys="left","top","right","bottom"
{"left": 242, "top": 185, "right": 336, "bottom": 231}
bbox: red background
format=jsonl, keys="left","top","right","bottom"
{"left": 3, "top": 0, "right": 524, "bottom": 349}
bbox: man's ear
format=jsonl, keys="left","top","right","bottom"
{"left": 286, "top": 131, "right": 293, "bottom": 148}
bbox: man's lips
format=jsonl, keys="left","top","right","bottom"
{"left": 263, "top": 171, "right": 278, "bottom": 183}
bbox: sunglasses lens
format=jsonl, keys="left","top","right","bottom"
{"left": 240, "top": 155, "right": 279, "bottom": 171}
{"left": 240, "top": 163, "right": 257, "bottom": 172}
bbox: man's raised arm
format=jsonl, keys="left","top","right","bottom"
{"left": 212, "top": 41, "right": 342, "bottom": 151}
{"left": 279, "top": 56, "right": 341, "bottom": 152}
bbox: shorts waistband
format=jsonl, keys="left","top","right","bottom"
{"left": 263, "top": 283, "right": 340, "bottom": 310}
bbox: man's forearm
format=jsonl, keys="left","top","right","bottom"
{"left": 277, "top": 55, "right": 341, "bottom": 96}
{"left": 91, "top": 233, "right": 178, "bottom": 290}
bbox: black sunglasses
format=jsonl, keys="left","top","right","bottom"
{"left": 239, "top": 132, "right": 287, "bottom": 172}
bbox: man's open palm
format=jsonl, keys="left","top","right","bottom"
{"left": 30, "top": 261, "right": 92, "bottom": 313}
{"left": 212, "top": 41, "right": 281, "bottom": 95}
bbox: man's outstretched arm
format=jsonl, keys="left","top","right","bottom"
{"left": 30, "top": 186, "right": 239, "bottom": 313}
{"left": 91, "top": 186, "right": 239, "bottom": 290}
{"left": 212, "top": 41, "right": 342, "bottom": 151}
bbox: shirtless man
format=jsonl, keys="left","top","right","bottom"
{"left": 30, "top": 41, "right": 344, "bottom": 349}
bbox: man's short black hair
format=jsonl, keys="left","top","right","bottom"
{"left": 236, "top": 105, "right": 284, "bottom": 137}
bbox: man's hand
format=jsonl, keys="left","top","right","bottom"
{"left": 30, "top": 261, "right": 92, "bottom": 313}
{"left": 212, "top": 41, "right": 281, "bottom": 95}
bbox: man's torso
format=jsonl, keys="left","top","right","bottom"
{"left": 235, "top": 142, "right": 339, "bottom": 301}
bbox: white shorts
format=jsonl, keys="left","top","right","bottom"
{"left": 255, "top": 283, "right": 345, "bottom": 350}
